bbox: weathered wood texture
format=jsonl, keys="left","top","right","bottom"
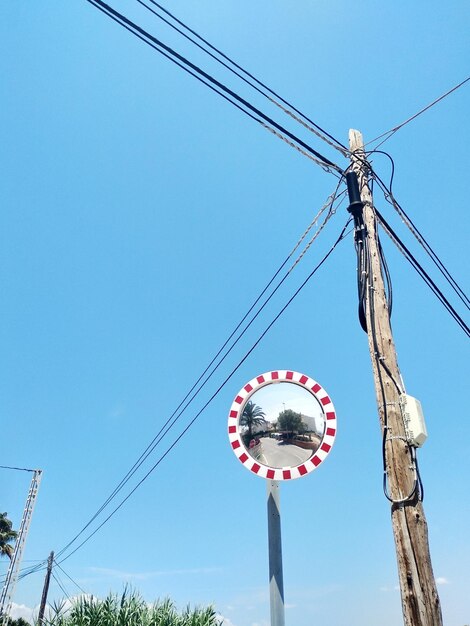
{"left": 349, "top": 130, "right": 442, "bottom": 626}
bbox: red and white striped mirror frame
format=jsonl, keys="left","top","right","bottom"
{"left": 228, "top": 370, "right": 337, "bottom": 480}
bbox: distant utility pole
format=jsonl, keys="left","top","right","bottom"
{"left": 0, "top": 469, "right": 42, "bottom": 625}
{"left": 348, "top": 129, "right": 442, "bottom": 626}
{"left": 38, "top": 551, "right": 54, "bottom": 626}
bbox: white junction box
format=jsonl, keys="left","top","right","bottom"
{"left": 399, "top": 394, "right": 428, "bottom": 447}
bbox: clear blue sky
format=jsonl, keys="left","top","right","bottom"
{"left": 1, "top": 2, "right": 469, "bottom": 625}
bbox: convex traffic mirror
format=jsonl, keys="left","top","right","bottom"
{"left": 228, "top": 370, "right": 337, "bottom": 480}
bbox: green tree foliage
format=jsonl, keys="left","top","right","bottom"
{"left": 277, "top": 409, "right": 306, "bottom": 435}
{"left": 240, "top": 401, "right": 266, "bottom": 440}
{"left": 0, "top": 512, "right": 18, "bottom": 560}
{"left": 2, "top": 618, "right": 32, "bottom": 626}
{"left": 42, "top": 589, "right": 223, "bottom": 626}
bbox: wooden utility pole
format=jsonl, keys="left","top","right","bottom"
{"left": 348, "top": 129, "right": 442, "bottom": 626}
{"left": 38, "top": 551, "right": 54, "bottom": 626}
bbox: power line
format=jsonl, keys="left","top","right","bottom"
{"left": 379, "top": 187, "right": 469, "bottom": 311}
{"left": 56, "top": 218, "right": 351, "bottom": 564}
{"left": 136, "top": 0, "right": 348, "bottom": 155}
{"left": 54, "top": 562, "right": 87, "bottom": 596}
{"left": 51, "top": 571, "right": 70, "bottom": 601}
{"left": 348, "top": 148, "right": 469, "bottom": 314}
{"left": 0, "top": 465, "right": 37, "bottom": 473}
{"left": 84, "top": 0, "right": 344, "bottom": 175}
{"left": 0, "top": 562, "right": 47, "bottom": 586}
{"left": 9, "top": 188, "right": 347, "bottom": 574}
{"left": 375, "top": 208, "right": 470, "bottom": 337}
{"left": 54, "top": 184, "right": 345, "bottom": 560}
{"left": 367, "top": 151, "right": 470, "bottom": 310}
{"left": 368, "top": 76, "right": 470, "bottom": 149}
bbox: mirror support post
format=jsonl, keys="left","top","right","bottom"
{"left": 267, "top": 480, "right": 285, "bottom": 626}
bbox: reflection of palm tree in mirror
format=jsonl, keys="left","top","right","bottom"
{"left": 240, "top": 401, "right": 267, "bottom": 444}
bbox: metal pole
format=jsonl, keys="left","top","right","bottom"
{"left": 267, "top": 480, "right": 285, "bottom": 626}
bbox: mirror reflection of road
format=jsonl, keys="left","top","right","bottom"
{"left": 255, "top": 436, "right": 312, "bottom": 468}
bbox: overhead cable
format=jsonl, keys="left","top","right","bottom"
{"left": 0, "top": 465, "right": 37, "bottom": 473}
{"left": 56, "top": 218, "right": 351, "bottom": 564}
{"left": 136, "top": 0, "right": 348, "bottom": 155}
{"left": 0, "top": 559, "right": 48, "bottom": 586}
{"left": 0, "top": 562, "right": 47, "bottom": 587}
{"left": 261, "top": 123, "right": 343, "bottom": 172}
{"left": 54, "top": 183, "right": 345, "bottom": 561}
{"left": 350, "top": 148, "right": 469, "bottom": 312}
{"left": 376, "top": 208, "right": 470, "bottom": 337}
{"left": 54, "top": 561, "right": 88, "bottom": 596}
{"left": 370, "top": 158, "right": 470, "bottom": 311}
{"left": 368, "top": 76, "right": 470, "bottom": 149}
{"left": 51, "top": 571, "right": 70, "bottom": 601}
{"left": 84, "top": 0, "right": 344, "bottom": 175}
